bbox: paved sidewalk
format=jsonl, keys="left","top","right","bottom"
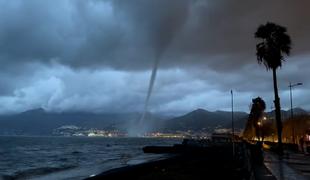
{"left": 264, "top": 151, "right": 310, "bottom": 180}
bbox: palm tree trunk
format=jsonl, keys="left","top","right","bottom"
{"left": 272, "top": 68, "right": 283, "bottom": 155}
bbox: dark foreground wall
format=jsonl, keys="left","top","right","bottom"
{"left": 85, "top": 142, "right": 274, "bottom": 180}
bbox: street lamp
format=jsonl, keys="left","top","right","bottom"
{"left": 231, "top": 90, "right": 235, "bottom": 157}
{"left": 257, "top": 118, "right": 264, "bottom": 142}
{"left": 288, "top": 82, "right": 303, "bottom": 143}
{"left": 231, "top": 90, "right": 234, "bottom": 138}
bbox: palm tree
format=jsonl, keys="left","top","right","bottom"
{"left": 255, "top": 22, "right": 291, "bottom": 155}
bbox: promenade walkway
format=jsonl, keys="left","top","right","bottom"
{"left": 264, "top": 151, "right": 310, "bottom": 180}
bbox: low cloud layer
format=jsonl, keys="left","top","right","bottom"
{"left": 0, "top": 0, "right": 309, "bottom": 114}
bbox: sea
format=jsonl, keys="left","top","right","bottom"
{"left": 0, "top": 136, "right": 181, "bottom": 180}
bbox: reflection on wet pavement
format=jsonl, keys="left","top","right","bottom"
{"left": 264, "top": 152, "right": 310, "bottom": 180}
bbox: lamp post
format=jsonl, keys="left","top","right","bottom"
{"left": 257, "top": 121, "right": 262, "bottom": 141}
{"left": 231, "top": 90, "right": 235, "bottom": 157}
{"left": 257, "top": 116, "right": 266, "bottom": 142}
{"left": 231, "top": 90, "right": 234, "bottom": 138}
{"left": 288, "top": 82, "right": 303, "bottom": 143}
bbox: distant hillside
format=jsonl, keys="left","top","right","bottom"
{"left": 0, "top": 108, "right": 249, "bottom": 135}
{"left": 0, "top": 108, "right": 164, "bottom": 136}
{"left": 162, "top": 109, "right": 248, "bottom": 132}
{"left": 1, "top": 107, "right": 307, "bottom": 136}
{"left": 167, "top": 107, "right": 309, "bottom": 132}
{"left": 232, "top": 107, "right": 309, "bottom": 130}
{"left": 266, "top": 107, "right": 309, "bottom": 120}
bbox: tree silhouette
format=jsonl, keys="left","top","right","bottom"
{"left": 255, "top": 22, "right": 291, "bottom": 154}
{"left": 244, "top": 97, "right": 266, "bottom": 140}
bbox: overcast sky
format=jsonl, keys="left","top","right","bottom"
{"left": 0, "top": 0, "right": 309, "bottom": 114}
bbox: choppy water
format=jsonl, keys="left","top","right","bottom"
{"left": 0, "top": 136, "right": 181, "bottom": 180}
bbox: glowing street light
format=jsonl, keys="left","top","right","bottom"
{"left": 231, "top": 90, "right": 235, "bottom": 157}
{"left": 289, "top": 82, "right": 303, "bottom": 143}
{"left": 289, "top": 82, "right": 303, "bottom": 119}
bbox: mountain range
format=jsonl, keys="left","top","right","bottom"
{"left": 0, "top": 108, "right": 308, "bottom": 136}
{"left": 161, "top": 109, "right": 248, "bottom": 132}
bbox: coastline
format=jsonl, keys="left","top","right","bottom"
{"left": 85, "top": 142, "right": 276, "bottom": 180}
{"left": 0, "top": 136, "right": 180, "bottom": 180}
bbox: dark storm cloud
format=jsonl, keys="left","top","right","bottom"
{"left": 1, "top": 0, "right": 310, "bottom": 70}
{"left": 0, "top": 0, "right": 309, "bottom": 114}
{"left": 0, "top": 0, "right": 191, "bottom": 69}
{"left": 112, "top": 0, "right": 190, "bottom": 56}
{"left": 168, "top": 0, "right": 310, "bottom": 71}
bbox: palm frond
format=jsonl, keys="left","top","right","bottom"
{"left": 254, "top": 22, "right": 291, "bottom": 70}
